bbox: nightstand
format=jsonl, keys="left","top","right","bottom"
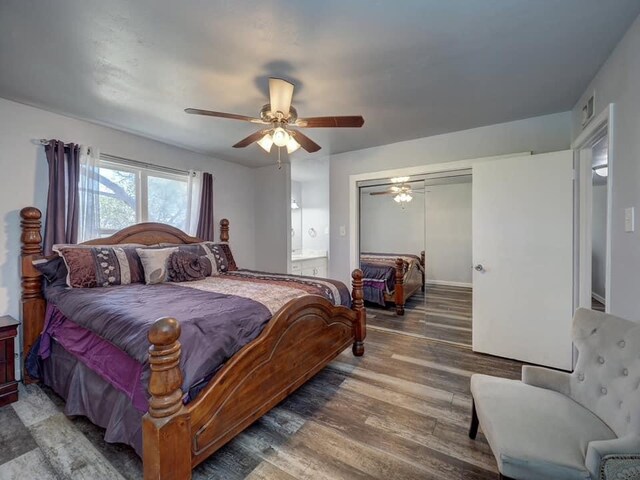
{"left": 0, "top": 315, "right": 19, "bottom": 407}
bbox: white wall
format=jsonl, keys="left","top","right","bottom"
{"left": 329, "top": 112, "right": 572, "bottom": 286}
{"left": 572, "top": 14, "right": 640, "bottom": 321}
{"left": 253, "top": 163, "right": 290, "bottom": 273}
{"left": 592, "top": 183, "right": 608, "bottom": 301}
{"left": 359, "top": 187, "right": 424, "bottom": 254}
{"left": 0, "top": 98, "right": 258, "bottom": 377}
{"left": 425, "top": 182, "right": 472, "bottom": 286}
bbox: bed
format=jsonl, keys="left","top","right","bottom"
{"left": 19, "top": 206, "right": 366, "bottom": 480}
{"left": 359, "top": 251, "right": 425, "bottom": 315}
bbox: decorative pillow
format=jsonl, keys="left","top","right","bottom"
{"left": 33, "top": 256, "right": 68, "bottom": 290}
{"left": 167, "top": 251, "right": 210, "bottom": 282}
{"left": 53, "top": 245, "right": 146, "bottom": 288}
{"left": 158, "top": 242, "right": 236, "bottom": 274}
{"left": 200, "top": 242, "right": 238, "bottom": 272}
{"left": 136, "top": 247, "right": 178, "bottom": 285}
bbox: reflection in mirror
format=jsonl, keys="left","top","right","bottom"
{"left": 358, "top": 175, "right": 426, "bottom": 315}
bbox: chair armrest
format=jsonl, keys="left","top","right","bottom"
{"left": 521, "top": 365, "right": 571, "bottom": 396}
{"left": 585, "top": 435, "right": 640, "bottom": 479}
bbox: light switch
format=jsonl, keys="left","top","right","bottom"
{"left": 625, "top": 207, "right": 635, "bottom": 232}
{"left": 339, "top": 225, "right": 346, "bottom": 236}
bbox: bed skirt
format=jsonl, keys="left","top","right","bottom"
{"left": 42, "top": 340, "right": 144, "bottom": 456}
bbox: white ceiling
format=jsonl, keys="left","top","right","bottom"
{"left": 1, "top": 1, "right": 639, "bottom": 167}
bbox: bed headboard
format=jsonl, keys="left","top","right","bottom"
{"left": 18, "top": 206, "right": 230, "bottom": 382}
{"left": 81, "top": 223, "right": 203, "bottom": 246}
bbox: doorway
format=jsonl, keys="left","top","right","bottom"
{"left": 573, "top": 103, "right": 614, "bottom": 315}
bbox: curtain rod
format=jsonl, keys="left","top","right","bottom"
{"left": 38, "top": 139, "right": 192, "bottom": 177}
{"left": 38, "top": 139, "right": 76, "bottom": 147}
{"left": 100, "top": 153, "right": 192, "bottom": 177}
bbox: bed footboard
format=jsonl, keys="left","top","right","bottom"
{"left": 142, "top": 269, "right": 366, "bottom": 480}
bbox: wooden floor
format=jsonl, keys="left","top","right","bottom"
{"left": 0, "top": 284, "right": 524, "bottom": 479}
{"left": 367, "top": 284, "right": 473, "bottom": 348}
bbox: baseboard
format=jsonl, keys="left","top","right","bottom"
{"left": 426, "top": 280, "right": 472, "bottom": 288}
{"left": 591, "top": 292, "right": 606, "bottom": 304}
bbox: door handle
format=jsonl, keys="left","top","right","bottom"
{"left": 474, "top": 264, "right": 485, "bottom": 272}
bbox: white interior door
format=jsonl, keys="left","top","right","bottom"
{"left": 472, "top": 151, "right": 574, "bottom": 370}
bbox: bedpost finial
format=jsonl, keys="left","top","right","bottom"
{"left": 352, "top": 268, "right": 363, "bottom": 282}
{"left": 220, "top": 218, "right": 229, "bottom": 242}
{"left": 148, "top": 317, "right": 181, "bottom": 346}
{"left": 20, "top": 207, "right": 41, "bottom": 220}
{"left": 147, "top": 317, "right": 184, "bottom": 418}
{"left": 20, "top": 207, "right": 43, "bottom": 257}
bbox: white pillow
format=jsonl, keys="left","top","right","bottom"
{"left": 136, "top": 247, "right": 178, "bottom": 285}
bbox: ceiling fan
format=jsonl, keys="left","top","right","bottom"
{"left": 185, "top": 78, "right": 365, "bottom": 160}
{"left": 368, "top": 177, "right": 425, "bottom": 203}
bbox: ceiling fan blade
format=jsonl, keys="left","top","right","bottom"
{"left": 232, "top": 130, "right": 269, "bottom": 148}
{"left": 295, "top": 116, "right": 365, "bottom": 128}
{"left": 291, "top": 130, "right": 321, "bottom": 153}
{"left": 185, "top": 108, "right": 266, "bottom": 124}
{"left": 369, "top": 191, "right": 393, "bottom": 196}
{"left": 269, "top": 78, "right": 294, "bottom": 116}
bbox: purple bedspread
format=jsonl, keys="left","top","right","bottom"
{"left": 45, "top": 282, "right": 273, "bottom": 400}
{"left": 39, "top": 271, "right": 351, "bottom": 455}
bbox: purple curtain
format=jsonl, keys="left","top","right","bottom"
{"left": 43, "top": 140, "right": 80, "bottom": 255}
{"left": 196, "top": 172, "right": 214, "bottom": 241}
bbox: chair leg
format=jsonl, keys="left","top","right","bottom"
{"left": 469, "top": 398, "right": 479, "bottom": 439}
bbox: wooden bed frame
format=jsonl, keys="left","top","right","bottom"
{"left": 19, "top": 206, "right": 366, "bottom": 480}
{"left": 381, "top": 251, "right": 425, "bottom": 315}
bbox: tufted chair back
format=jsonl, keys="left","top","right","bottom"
{"left": 571, "top": 308, "right": 640, "bottom": 437}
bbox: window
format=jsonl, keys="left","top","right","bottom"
{"left": 97, "top": 158, "right": 192, "bottom": 236}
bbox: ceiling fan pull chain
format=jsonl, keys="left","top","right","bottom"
{"left": 278, "top": 146, "right": 282, "bottom": 169}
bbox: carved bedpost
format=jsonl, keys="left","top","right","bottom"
{"left": 20, "top": 207, "right": 46, "bottom": 383}
{"left": 351, "top": 269, "right": 366, "bottom": 356}
{"left": 420, "top": 250, "right": 426, "bottom": 292}
{"left": 394, "top": 258, "right": 405, "bottom": 316}
{"left": 219, "top": 219, "right": 229, "bottom": 243}
{"left": 142, "top": 318, "right": 192, "bottom": 480}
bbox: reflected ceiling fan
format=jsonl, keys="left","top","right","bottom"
{"left": 368, "top": 177, "right": 425, "bottom": 204}
{"left": 185, "top": 78, "right": 365, "bottom": 162}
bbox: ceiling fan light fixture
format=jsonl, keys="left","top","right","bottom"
{"left": 593, "top": 165, "right": 609, "bottom": 177}
{"left": 394, "top": 192, "right": 413, "bottom": 203}
{"left": 286, "top": 135, "right": 301, "bottom": 154}
{"left": 257, "top": 133, "right": 274, "bottom": 152}
{"left": 272, "top": 127, "right": 290, "bottom": 147}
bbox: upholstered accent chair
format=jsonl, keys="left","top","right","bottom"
{"left": 469, "top": 308, "right": 640, "bottom": 480}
